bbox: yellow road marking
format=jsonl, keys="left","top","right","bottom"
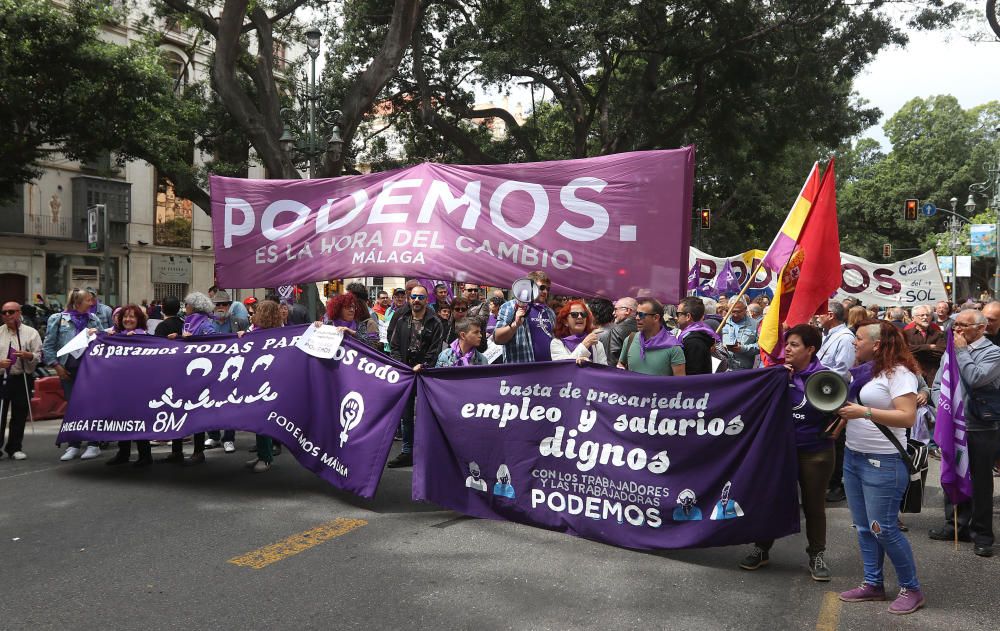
{"left": 228, "top": 518, "right": 367, "bottom": 569}
{"left": 816, "top": 591, "right": 841, "bottom": 631}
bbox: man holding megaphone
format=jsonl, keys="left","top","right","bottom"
{"left": 740, "top": 324, "right": 839, "bottom": 582}
{"left": 494, "top": 271, "right": 557, "bottom": 364}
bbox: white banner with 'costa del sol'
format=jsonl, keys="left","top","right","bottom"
{"left": 689, "top": 248, "right": 947, "bottom": 306}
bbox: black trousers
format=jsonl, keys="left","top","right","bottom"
{"left": 0, "top": 374, "right": 31, "bottom": 455}
{"left": 944, "top": 427, "right": 1000, "bottom": 546}
{"left": 116, "top": 440, "right": 151, "bottom": 459}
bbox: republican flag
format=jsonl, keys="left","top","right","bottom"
{"left": 759, "top": 159, "right": 840, "bottom": 360}
{"left": 760, "top": 162, "right": 821, "bottom": 273}
{"left": 933, "top": 332, "right": 973, "bottom": 505}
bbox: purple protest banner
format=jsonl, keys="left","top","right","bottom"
{"left": 413, "top": 363, "right": 799, "bottom": 550}
{"left": 56, "top": 326, "right": 414, "bottom": 498}
{"left": 210, "top": 148, "right": 695, "bottom": 301}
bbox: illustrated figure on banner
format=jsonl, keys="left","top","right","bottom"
{"left": 710, "top": 481, "right": 744, "bottom": 520}
{"left": 673, "top": 489, "right": 703, "bottom": 521}
{"left": 493, "top": 464, "right": 515, "bottom": 498}
{"left": 465, "top": 462, "right": 488, "bottom": 492}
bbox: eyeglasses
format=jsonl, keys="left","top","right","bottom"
{"left": 410, "top": 294, "right": 427, "bottom": 300}
{"left": 537, "top": 285, "right": 550, "bottom": 292}
{"left": 568, "top": 312, "right": 587, "bottom": 319}
{"left": 465, "top": 288, "right": 479, "bottom": 293}
{"left": 676, "top": 311, "right": 689, "bottom": 317}
{"left": 454, "top": 307, "right": 469, "bottom": 313}
{"left": 953, "top": 322, "right": 982, "bottom": 329}
{"left": 1, "top": 309, "right": 18, "bottom": 315}
{"left": 614, "top": 306, "right": 633, "bottom": 312}
{"left": 636, "top": 311, "right": 657, "bottom": 320}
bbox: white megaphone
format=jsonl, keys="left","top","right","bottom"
{"left": 804, "top": 370, "right": 849, "bottom": 413}
{"left": 511, "top": 277, "right": 539, "bottom": 307}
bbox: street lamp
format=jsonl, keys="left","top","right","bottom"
{"left": 278, "top": 26, "right": 344, "bottom": 178}
{"left": 951, "top": 197, "right": 959, "bottom": 304}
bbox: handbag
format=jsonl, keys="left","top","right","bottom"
{"left": 860, "top": 394, "right": 928, "bottom": 513}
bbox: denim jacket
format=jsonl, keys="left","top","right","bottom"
{"left": 43, "top": 312, "right": 102, "bottom": 367}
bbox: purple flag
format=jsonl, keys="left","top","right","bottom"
{"left": 56, "top": 326, "right": 415, "bottom": 497}
{"left": 413, "top": 363, "right": 799, "bottom": 550}
{"left": 700, "top": 259, "right": 740, "bottom": 299}
{"left": 933, "top": 332, "right": 973, "bottom": 505}
{"left": 686, "top": 264, "right": 699, "bottom": 292}
{"left": 210, "top": 149, "right": 696, "bottom": 302}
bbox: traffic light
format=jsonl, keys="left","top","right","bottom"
{"left": 883, "top": 243, "right": 892, "bottom": 258}
{"left": 904, "top": 199, "right": 918, "bottom": 221}
{"left": 700, "top": 208, "right": 711, "bottom": 229}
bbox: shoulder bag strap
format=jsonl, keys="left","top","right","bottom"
{"left": 859, "top": 392, "right": 917, "bottom": 475}
{"left": 621, "top": 332, "right": 637, "bottom": 369}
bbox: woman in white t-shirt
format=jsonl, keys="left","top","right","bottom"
{"left": 835, "top": 320, "right": 923, "bottom": 615}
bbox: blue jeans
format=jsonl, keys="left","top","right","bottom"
{"left": 843, "top": 448, "right": 920, "bottom": 590}
{"left": 400, "top": 393, "right": 416, "bottom": 455}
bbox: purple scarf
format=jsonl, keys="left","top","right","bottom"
{"left": 679, "top": 321, "right": 722, "bottom": 344}
{"left": 848, "top": 360, "right": 875, "bottom": 403}
{"left": 332, "top": 319, "right": 357, "bottom": 331}
{"left": 526, "top": 303, "right": 553, "bottom": 361}
{"left": 791, "top": 357, "right": 828, "bottom": 392}
{"left": 183, "top": 312, "right": 212, "bottom": 336}
{"left": 561, "top": 333, "right": 586, "bottom": 352}
{"left": 64, "top": 310, "right": 90, "bottom": 333}
{"left": 638, "top": 327, "right": 681, "bottom": 359}
{"left": 487, "top": 314, "right": 498, "bottom": 336}
{"left": 449, "top": 339, "right": 477, "bottom": 366}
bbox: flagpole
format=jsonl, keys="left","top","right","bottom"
{"left": 954, "top": 506, "right": 959, "bottom": 551}
{"left": 714, "top": 258, "right": 766, "bottom": 334}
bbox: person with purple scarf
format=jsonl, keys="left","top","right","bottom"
{"left": 617, "top": 298, "right": 684, "bottom": 375}
{"left": 45, "top": 289, "right": 102, "bottom": 461}
{"left": 494, "top": 270, "right": 557, "bottom": 364}
{"left": 105, "top": 305, "right": 154, "bottom": 467}
{"left": 435, "top": 318, "right": 488, "bottom": 367}
{"left": 739, "top": 324, "right": 836, "bottom": 581}
{"left": 164, "top": 292, "right": 217, "bottom": 465}
{"left": 550, "top": 300, "right": 608, "bottom": 366}
{"left": 676, "top": 296, "right": 720, "bottom": 375}
{"left": 323, "top": 293, "right": 381, "bottom": 351}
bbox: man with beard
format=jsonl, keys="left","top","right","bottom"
{"left": 676, "top": 297, "right": 719, "bottom": 375}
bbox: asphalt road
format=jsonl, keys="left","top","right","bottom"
{"left": 1, "top": 420, "right": 997, "bottom": 631}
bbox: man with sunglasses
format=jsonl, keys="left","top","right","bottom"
{"left": 388, "top": 284, "right": 444, "bottom": 468}
{"left": 616, "top": 299, "right": 685, "bottom": 376}
{"left": 494, "top": 271, "right": 557, "bottom": 364}
{"left": 1, "top": 302, "right": 42, "bottom": 460}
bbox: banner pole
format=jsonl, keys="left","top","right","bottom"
{"left": 714, "top": 259, "right": 765, "bottom": 334}
{"left": 954, "top": 505, "right": 959, "bottom": 551}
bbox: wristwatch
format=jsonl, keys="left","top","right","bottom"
{"left": 864, "top": 407, "right": 873, "bottom": 420}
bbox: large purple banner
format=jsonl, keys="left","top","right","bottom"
{"left": 56, "top": 327, "right": 414, "bottom": 497}
{"left": 210, "top": 149, "right": 695, "bottom": 301}
{"left": 413, "top": 364, "right": 799, "bottom": 550}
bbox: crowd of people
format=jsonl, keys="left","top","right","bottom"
{"left": 2, "top": 274, "right": 999, "bottom": 616}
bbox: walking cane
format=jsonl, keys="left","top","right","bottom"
{"left": 23, "top": 370, "right": 34, "bottom": 434}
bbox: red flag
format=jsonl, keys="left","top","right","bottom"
{"left": 781, "top": 158, "right": 840, "bottom": 326}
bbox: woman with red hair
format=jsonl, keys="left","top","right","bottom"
{"left": 836, "top": 320, "right": 923, "bottom": 614}
{"left": 323, "top": 293, "right": 380, "bottom": 350}
{"left": 550, "top": 300, "right": 607, "bottom": 365}
{"left": 105, "top": 304, "right": 152, "bottom": 467}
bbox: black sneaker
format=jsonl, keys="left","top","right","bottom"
{"left": 386, "top": 452, "right": 413, "bottom": 468}
{"left": 739, "top": 546, "right": 769, "bottom": 570}
{"left": 826, "top": 486, "right": 846, "bottom": 502}
{"left": 809, "top": 552, "right": 831, "bottom": 581}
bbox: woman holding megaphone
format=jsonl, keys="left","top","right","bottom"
{"left": 739, "top": 324, "right": 837, "bottom": 582}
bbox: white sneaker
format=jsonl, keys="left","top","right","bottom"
{"left": 223, "top": 441, "right": 236, "bottom": 453}
{"left": 80, "top": 445, "right": 101, "bottom": 460}
{"left": 204, "top": 438, "right": 219, "bottom": 448}
{"left": 12, "top": 451, "right": 27, "bottom": 460}
{"left": 61, "top": 446, "right": 81, "bottom": 461}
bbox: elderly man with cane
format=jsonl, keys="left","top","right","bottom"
{"left": 0, "top": 302, "right": 42, "bottom": 460}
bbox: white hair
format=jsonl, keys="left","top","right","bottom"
{"left": 184, "top": 292, "right": 215, "bottom": 315}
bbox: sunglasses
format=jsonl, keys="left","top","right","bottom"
{"left": 676, "top": 311, "right": 689, "bottom": 316}
{"left": 465, "top": 288, "right": 479, "bottom": 292}
{"left": 454, "top": 307, "right": 469, "bottom": 313}
{"left": 537, "top": 285, "right": 550, "bottom": 292}
{"left": 1, "top": 309, "right": 18, "bottom": 315}
{"left": 410, "top": 294, "right": 428, "bottom": 300}
{"left": 636, "top": 312, "right": 658, "bottom": 319}
{"left": 568, "top": 312, "right": 587, "bottom": 319}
